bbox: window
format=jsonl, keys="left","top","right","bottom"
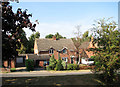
{"left": 63, "top": 49, "right": 67, "bottom": 54}
{"left": 49, "top": 49, "right": 53, "bottom": 54}
{"left": 62, "top": 57, "right": 68, "bottom": 62}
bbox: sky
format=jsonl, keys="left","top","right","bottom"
{"left": 10, "top": 2, "right": 118, "bottom": 39}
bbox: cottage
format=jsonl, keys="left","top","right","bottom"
{"left": 26, "top": 37, "right": 78, "bottom": 67}
{"left": 79, "top": 37, "right": 97, "bottom": 65}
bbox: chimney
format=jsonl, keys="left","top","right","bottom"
{"left": 52, "top": 36, "right": 56, "bottom": 40}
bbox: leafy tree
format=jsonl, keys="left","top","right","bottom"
{"left": 2, "top": 1, "right": 36, "bottom": 61}
{"left": 49, "top": 54, "right": 57, "bottom": 70}
{"left": 90, "top": 18, "right": 120, "bottom": 83}
{"left": 55, "top": 32, "right": 66, "bottom": 39}
{"left": 16, "top": 29, "right": 29, "bottom": 54}
{"left": 45, "top": 32, "right": 66, "bottom": 39}
{"left": 82, "top": 31, "right": 91, "bottom": 42}
{"left": 45, "top": 34, "right": 54, "bottom": 38}
{"left": 25, "top": 59, "right": 34, "bottom": 71}
{"left": 55, "top": 54, "right": 63, "bottom": 71}
{"left": 27, "top": 31, "right": 40, "bottom": 53}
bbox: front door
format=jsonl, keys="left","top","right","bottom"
{"left": 71, "top": 58, "right": 73, "bottom": 64}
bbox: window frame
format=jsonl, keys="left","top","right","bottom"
{"left": 63, "top": 49, "right": 67, "bottom": 54}
{"left": 49, "top": 49, "right": 54, "bottom": 54}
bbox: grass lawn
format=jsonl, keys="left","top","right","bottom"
{"left": 2, "top": 74, "right": 120, "bottom": 86}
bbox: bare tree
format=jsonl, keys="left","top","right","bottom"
{"left": 74, "top": 25, "right": 82, "bottom": 39}
{"left": 72, "top": 25, "right": 82, "bottom": 64}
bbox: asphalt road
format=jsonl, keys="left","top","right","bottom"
{"left": 1, "top": 70, "right": 93, "bottom": 77}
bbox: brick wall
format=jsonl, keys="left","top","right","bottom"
{"left": 3, "top": 60, "right": 8, "bottom": 68}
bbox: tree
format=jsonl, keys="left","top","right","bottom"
{"left": 55, "top": 54, "right": 63, "bottom": 71}
{"left": 82, "top": 31, "right": 91, "bottom": 42}
{"left": 16, "top": 29, "right": 29, "bottom": 54}
{"left": 25, "top": 59, "right": 34, "bottom": 71}
{"left": 45, "top": 34, "right": 54, "bottom": 38}
{"left": 45, "top": 32, "right": 66, "bottom": 39}
{"left": 49, "top": 54, "right": 57, "bottom": 70}
{"left": 2, "top": 1, "right": 37, "bottom": 61}
{"left": 27, "top": 31, "right": 40, "bottom": 53}
{"left": 55, "top": 32, "right": 66, "bottom": 39}
{"left": 90, "top": 18, "right": 120, "bottom": 83}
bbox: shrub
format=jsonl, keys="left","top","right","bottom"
{"left": 25, "top": 59, "right": 34, "bottom": 71}
{"left": 10, "top": 68, "right": 16, "bottom": 72}
{"left": 62, "top": 61, "right": 67, "bottom": 70}
{"left": 46, "top": 65, "right": 52, "bottom": 70}
{"left": 73, "top": 64, "right": 79, "bottom": 70}
{"left": 67, "top": 64, "right": 73, "bottom": 70}
{"left": 55, "top": 56, "right": 63, "bottom": 71}
{"left": 49, "top": 54, "right": 57, "bottom": 70}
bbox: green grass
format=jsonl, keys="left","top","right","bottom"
{"left": 2, "top": 74, "right": 120, "bottom": 86}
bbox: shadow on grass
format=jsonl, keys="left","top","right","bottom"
{"left": 2, "top": 74, "right": 120, "bottom": 87}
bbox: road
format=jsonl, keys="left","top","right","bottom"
{"left": 1, "top": 70, "right": 93, "bottom": 77}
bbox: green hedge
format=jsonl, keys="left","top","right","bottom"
{"left": 67, "top": 64, "right": 73, "bottom": 70}
{"left": 46, "top": 65, "right": 52, "bottom": 70}
{"left": 67, "top": 64, "right": 79, "bottom": 70}
{"left": 73, "top": 64, "right": 79, "bottom": 70}
{"left": 10, "top": 68, "right": 16, "bottom": 72}
{"left": 25, "top": 59, "right": 34, "bottom": 71}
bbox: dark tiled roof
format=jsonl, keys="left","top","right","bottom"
{"left": 79, "top": 41, "right": 90, "bottom": 49}
{"left": 27, "top": 54, "right": 50, "bottom": 60}
{"left": 36, "top": 38, "right": 77, "bottom": 52}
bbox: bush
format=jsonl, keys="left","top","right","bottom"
{"left": 67, "top": 64, "right": 73, "bottom": 70}
{"left": 10, "top": 68, "right": 16, "bottom": 72}
{"left": 62, "top": 61, "right": 67, "bottom": 70}
{"left": 46, "top": 65, "right": 52, "bottom": 70}
{"left": 25, "top": 59, "right": 34, "bottom": 71}
{"left": 55, "top": 56, "right": 63, "bottom": 71}
{"left": 73, "top": 64, "right": 79, "bottom": 70}
{"left": 49, "top": 54, "right": 57, "bottom": 70}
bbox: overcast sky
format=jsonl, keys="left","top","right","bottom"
{"left": 10, "top": 1, "right": 118, "bottom": 38}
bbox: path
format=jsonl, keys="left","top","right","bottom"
{"left": 1, "top": 70, "right": 93, "bottom": 77}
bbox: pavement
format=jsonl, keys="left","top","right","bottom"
{"left": 1, "top": 69, "right": 93, "bottom": 77}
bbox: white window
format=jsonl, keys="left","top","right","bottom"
{"left": 62, "top": 57, "right": 68, "bottom": 62}
{"left": 49, "top": 49, "right": 54, "bottom": 54}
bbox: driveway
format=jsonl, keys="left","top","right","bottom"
{"left": 1, "top": 70, "right": 93, "bottom": 77}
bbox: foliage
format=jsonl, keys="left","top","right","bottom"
{"left": 10, "top": 68, "right": 16, "bottom": 72}
{"left": 46, "top": 65, "right": 52, "bottom": 70}
{"left": 55, "top": 32, "right": 66, "bottom": 39}
{"left": 67, "top": 64, "right": 73, "bottom": 70}
{"left": 25, "top": 59, "right": 34, "bottom": 71}
{"left": 73, "top": 64, "right": 79, "bottom": 70}
{"left": 55, "top": 55, "right": 63, "bottom": 71}
{"left": 90, "top": 18, "right": 120, "bottom": 83}
{"left": 2, "top": 2, "right": 36, "bottom": 60}
{"left": 45, "top": 32, "right": 66, "bottom": 39}
{"left": 82, "top": 31, "right": 92, "bottom": 42}
{"left": 27, "top": 31, "right": 40, "bottom": 53}
{"left": 62, "top": 61, "right": 67, "bottom": 70}
{"left": 49, "top": 55, "right": 57, "bottom": 70}
{"left": 45, "top": 34, "right": 54, "bottom": 38}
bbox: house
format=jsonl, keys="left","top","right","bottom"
{"left": 79, "top": 37, "right": 97, "bottom": 64}
{"left": 26, "top": 36, "right": 78, "bottom": 67}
